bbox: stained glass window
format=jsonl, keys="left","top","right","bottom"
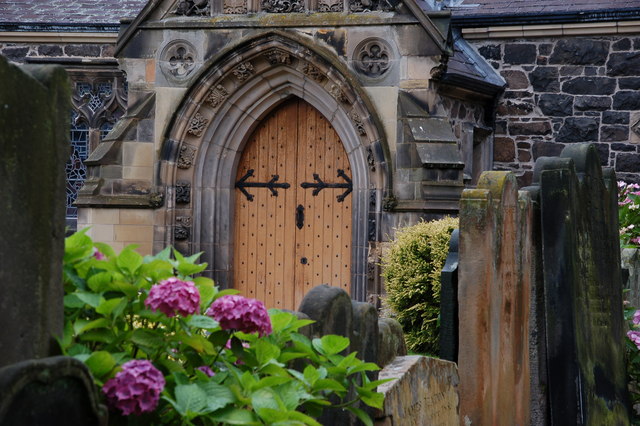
{"left": 100, "top": 121, "right": 114, "bottom": 140}
{"left": 66, "top": 114, "right": 89, "bottom": 219}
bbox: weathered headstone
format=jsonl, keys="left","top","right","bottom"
{"left": 458, "top": 171, "right": 534, "bottom": 425}
{"left": 0, "top": 356, "right": 107, "bottom": 425}
{"left": 439, "top": 228, "right": 459, "bottom": 362}
{"left": 622, "top": 248, "right": 640, "bottom": 308}
{"left": 0, "top": 55, "right": 69, "bottom": 367}
{"left": 375, "top": 355, "right": 460, "bottom": 426}
{"left": 298, "top": 284, "right": 353, "bottom": 345}
{"left": 351, "top": 300, "right": 379, "bottom": 367}
{"left": 527, "top": 144, "right": 629, "bottom": 424}
{"left": 377, "top": 318, "right": 407, "bottom": 368}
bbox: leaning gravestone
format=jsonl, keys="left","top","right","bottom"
{"left": 0, "top": 55, "right": 106, "bottom": 425}
{"left": 439, "top": 229, "right": 459, "bottom": 362}
{"left": 0, "top": 55, "right": 68, "bottom": 367}
{"left": 526, "top": 144, "right": 629, "bottom": 424}
{"left": 458, "top": 172, "right": 535, "bottom": 425}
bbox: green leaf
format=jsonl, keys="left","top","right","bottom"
{"left": 87, "top": 271, "right": 112, "bottom": 293}
{"left": 356, "top": 386, "right": 385, "bottom": 409}
{"left": 274, "top": 381, "right": 308, "bottom": 411}
{"left": 209, "top": 407, "right": 260, "bottom": 425}
{"left": 175, "top": 383, "right": 208, "bottom": 416}
{"left": 287, "top": 410, "right": 323, "bottom": 426}
{"left": 85, "top": 351, "right": 116, "bottom": 379}
{"left": 79, "top": 328, "right": 115, "bottom": 344}
{"left": 96, "top": 297, "right": 126, "bottom": 316}
{"left": 73, "top": 318, "right": 109, "bottom": 335}
{"left": 312, "top": 378, "right": 347, "bottom": 394}
{"left": 303, "top": 365, "right": 321, "bottom": 386}
{"left": 254, "top": 339, "right": 281, "bottom": 365}
{"left": 157, "top": 357, "right": 186, "bottom": 374}
{"left": 213, "top": 288, "right": 241, "bottom": 300}
{"left": 199, "top": 382, "right": 236, "bottom": 412}
{"left": 179, "top": 334, "right": 215, "bottom": 355}
{"left": 63, "top": 293, "right": 84, "bottom": 309}
{"left": 348, "top": 362, "right": 380, "bottom": 375}
{"left": 313, "top": 335, "right": 350, "bottom": 356}
{"left": 194, "top": 277, "right": 215, "bottom": 308}
{"left": 255, "top": 376, "right": 290, "bottom": 390}
{"left": 75, "top": 291, "right": 104, "bottom": 308}
{"left": 346, "top": 406, "right": 373, "bottom": 426}
{"left": 251, "top": 388, "right": 280, "bottom": 413}
{"left": 116, "top": 247, "right": 143, "bottom": 275}
{"left": 131, "top": 329, "right": 164, "bottom": 350}
{"left": 64, "top": 229, "right": 93, "bottom": 263}
{"left": 188, "top": 315, "right": 219, "bottom": 330}
{"left": 93, "top": 242, "right": 116, "bottom": 258}
{"left": 255, "top": 407, "right": 288, "bottom": 423}
{"left": 63, "top": 265, "right": 87, "bottom": 290}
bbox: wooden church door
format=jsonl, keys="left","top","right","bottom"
{"left": 233, "top": 98, "right": 352, "bottom": 310}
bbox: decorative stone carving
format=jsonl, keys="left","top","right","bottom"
{"left": 264, "top": 49, "right": 292, "bottom": 65}
{"left": 367, "top": 146, "right": 376, "bottom": 172}
{"left": 174, "top": 216, "right": 192, "bottom": 240}
{"left": 329, "top": 84, "right": 348, "bottom": 103}
{"left": 302, "top": 63, "right": 325, "bottom": 82}
{"left": 160, "top": 41, "right": 197, "bottom": 81}
{"left": 176, "top": 181, "right": 191, "bottom": 204}
{"left": 205, "top": 85, "right": 229, "bottom": 109}
{"left": 382, "top": 195, "right": 397, "bottom": 211}
{"left": 178, "top": 144, "right": 196, "bottom": 169}
{"left": 318, "top": 0, "right": 342, "bottom": 12}
{"left": 354, "top": 39, "right": 392, "bottom": 78}
{"left": 350, "top": 111, "right": 366, "bottom": 135}
{"left": 232, "top": 62, "right": 254, "bottom": 81}
{"left": 632, "top": 117, "right": 640, "bottom": 137}
{"left": 261, "top": 0, "right": 304, "bottom": 13}
{"left": 149, "top": 192, "right": 164, "bottom": 208}
{"left": 430, "top": 55, "right": 449, "bottom": 80}
{"left": 187, "top": 112, "right": 208, "bottom": 137}
{"left": 223, "top": 0, "right": 247, "bottom": 13}
{"left": 176, "top": 0, "right": 210, "bottom": 15}
{"left": 348, "top": 0, "right": 393, "bottom": 12}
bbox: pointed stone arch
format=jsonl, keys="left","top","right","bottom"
{"left": 159, "top": 32, "right": 390, "bottom": 301}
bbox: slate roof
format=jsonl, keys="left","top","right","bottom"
{"left": 0, "top": 0, "right": 146, "bottom": 27}
{"left": 449, "top": 0, "right": 640, "bottom": 16}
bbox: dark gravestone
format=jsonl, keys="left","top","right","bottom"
{"left": 0, "top": 55, "right": 69, "bottom": 367}
{"left": 350, "top": 300, "right": 379, "bottom": 367}
{"left": 439, "top": 228, "right": 459, "bottom": 362}
{"left": 298, "top": 284, "right": 353, "bottom": 344}
{"left": 0, "top": 356, "right": 107, "bottom": 425}
{"left": 532, "top": 144, "right": 630, "bottom": 424}
{"left": 377, "top": 318, "right": 407, "bottom": 368}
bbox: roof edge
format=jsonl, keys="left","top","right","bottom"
{"left": 0, "top": 22, "right": 120, "bottom": 33}
{"left": 451, "top": 7, "right": 640, "bottom": 28}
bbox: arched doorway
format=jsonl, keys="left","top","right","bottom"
{"left": 233, "top": 98, "right": 352, "bottom": 310}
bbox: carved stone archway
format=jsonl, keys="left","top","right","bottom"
{"left": 159, "top": 33, "right": 390, "bottom": 301}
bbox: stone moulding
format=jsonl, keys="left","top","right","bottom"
{"left": 159, "top": 33, "right": 391, "bottom": 302}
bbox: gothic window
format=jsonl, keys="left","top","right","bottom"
{"left": 65, "top": 70, "right": 127, "bottom": 229}
{"left": 66, "top": 115, "right": 89, "bottom": 220}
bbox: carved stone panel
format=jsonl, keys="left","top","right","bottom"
{"left": 205, "top": 85, "right": 229, "bottom": 109}
{"left": 318, "top": 0, "right": 342, "bottom": 12}
{"left": 176, "top": 0, "right": 210, "bottom": 15}
{"left": 354, "top": 38, "right": 392, "bottom": 78}
{"left": 329, "top": 84, "right": 349, "bottom": 104}
{"left": 261, "top": 0, "right": 304, "bottom": 12}
{"left": 232, "top": 62, "right": 254, "bottom": 82}
{"left": 187, "top": 112, "right": 208, "bottom": 137}
{"left": 177, "top": 144, "right": 196, "bottom": 169}
{"left": 223, "top": 0, "right": 247, "bottom": 13}
{"left": 264, "top": 49, "right": 292, "bottom": 65}
{"left": 302, "top": 63, "right": 325, "bottom": 82}
{"left": 174, "top": 216, "right": 192, "bottom": 240}
{"left": 176, "top": 181, "right": 191, "bottom": 204}
{"left": 160, "top": 41, "right": 197, "bottom": 81}
{"left": 350, "top": 111, "right": 366, "bottom": 135}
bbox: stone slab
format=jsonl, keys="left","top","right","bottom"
{"left": 439, "top": 228, "right": 459, "bottom": 362}
{"left": 375, "top": 355, "right": 459, "bottom": 426}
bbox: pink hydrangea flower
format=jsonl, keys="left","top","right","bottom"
{"left": 102, "top": 360, "right": 165, "bottom": 416}
{"left": 207, "top": 295, "right": 272, "bottom": 336}
{"left": 196, "top": 365, "right": 215, "bottom": 377}
{"left": 629, "top": 330, "right": 640, "bottom": 350}
{"left": 92, "top": 247, "right": 106, "bottom": 261}
{"left": 145, "top": 277, "right": 200, "bottom": 317}
{"left": 634, "top": 310, "right": 640, "bottom": 325}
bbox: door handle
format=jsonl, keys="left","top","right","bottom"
{"left": 296, "top": 204, "right": 304, "bottom": 229}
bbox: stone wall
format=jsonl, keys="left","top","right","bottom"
{"left": 0, "top": 42, "right": 115, "bottom": 63}
{"left": 471, "top": 36, "right": 640, "bottom": 185}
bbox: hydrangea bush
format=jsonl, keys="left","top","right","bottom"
{"left": 619, "top": 180, "right": 640, "bottom": 248}
{"left": 62, "top": 229, "right": 386, "bottom": 425}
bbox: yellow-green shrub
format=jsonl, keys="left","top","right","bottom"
{"left": 381, "top": 217, "right": 458, "bottom": 354}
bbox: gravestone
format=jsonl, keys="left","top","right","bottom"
{"left": 0, "top": 55, "right": 69, "bottom": 367}
{"left": 458, "top": 171, "right": 535, "bottom": 425}
{"left": 0, "top": 357, "right": 106, "bottom": 426}
{"left": 526, "top": 144, "right": 629, "bottom": 424}
{"left": 374, "top": 355, "right": 460, "bottom": 426}
{"left": 622, "top": 248, "right": 640, "bottom": 308}
{"left": 438, "top": 228, "right": 459, "bottom": 362}
{"left": 377, "top": 318, "right": 407, "bottom": 368}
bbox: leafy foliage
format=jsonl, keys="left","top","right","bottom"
{"left": 381, "top": 217, "right": 458, "bottom": 354}
{"left": 619, "top": 181, "right": 640, "bottom": 248}
{"left": 61, "top": 229, "right": 386, "bottom": 425}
